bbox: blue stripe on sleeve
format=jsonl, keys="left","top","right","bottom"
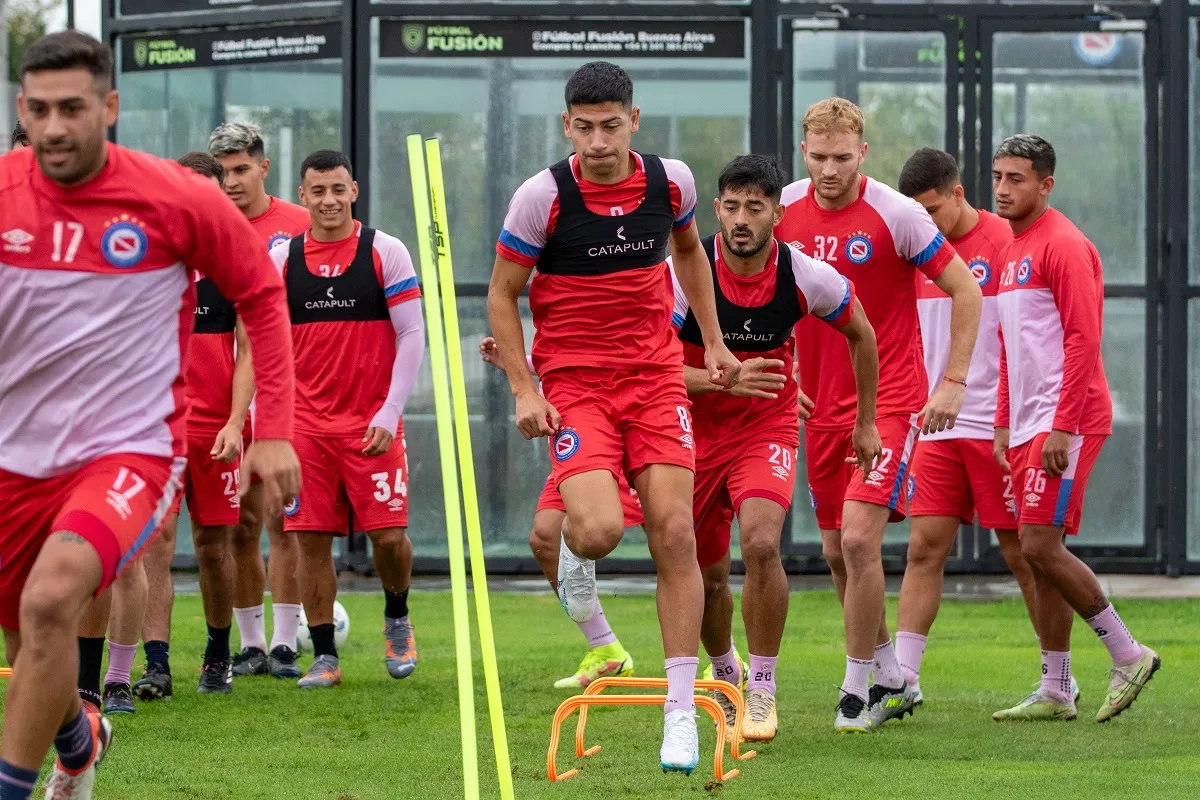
{"left": 671, "top": 312, "right": 685, "bottom": 328}
{"left": 384, "top": 276, "right": 419, "bottom": 298}
{"left": 498, "top": 228, "right": 542, "bottom": 259}
{"left": 910, "top": 231, "right": 946, "bottom": 267}
{"left": 673, "top": 208, "right": 696, "bottom": 229}
{"left": 818, "top": 277, "right": 852, "bottom": 323}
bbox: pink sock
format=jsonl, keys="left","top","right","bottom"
{"left": 104, "top": 642, "right": 138, "bottom": 687}
{"left": 234, "top": 605, "right": 267, "bottom": 652}
{"left": 1084, "top": 605, "right": 1142, "bottom": 665}
{"left": 748, "top": 655, "right": 776, "bottom": 694}
{"left": 895, "top": 632, "right": 927, "bottom": 685}
{"left": 841, "top": 656, "right": 872, "bottom": 703}
{"left": 1041, "top": 650, "right": 1072, "bottom": 701}
{"left": 270, "top": 603, "right": 302, "bottom": 653}
{"left": 873, "top": 640, "right": 904, "bottom": 688}
{"left": 577, "top": 603, "right": 617, "bottom": 648}
{"left": 708, "top": 647, "right": 741, "bottom": 685}
{"left": 664, "top": 657, "right": 698, "bottom": 713}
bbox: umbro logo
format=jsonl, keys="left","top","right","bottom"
{"left": 2, "top": 228, "right": 33, "bottom": 254}
{"left": 789, "top": 240, "right": 804, "bottom": 250}
{"left": 1025, "top": 492, "right": 1041, "bottom": 506}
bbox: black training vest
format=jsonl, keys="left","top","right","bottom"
{"left": 285, "top": 227, "right": 390, "bottom": 325}
{"left": 677, "top": 235, "right": 805, "bottom": 352}
{"left": 194, "top": 277, "right": 236, "bottom": 334}
{"left": 536, "top": 152, "right": 674, "bottom": 276}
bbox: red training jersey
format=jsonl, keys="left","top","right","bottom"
{"left": 996, "top": 207, "right": 1112, "bottom": 447}
{"left": 496, "top": 152, "right": 697, "bottom": 376}
{"left": 270, "top": 222, "right": 421, "bottom": 436}
{"left": 670, "top": 238, "right": 855, "bottom": 461}
{"left": 0, "top": 143, "right": 293, "bottom": 478}
{"left": 917, "top": 209, "right": 1011, "bottom": 441}
{"left": 776, "top": 175, "right": 957, "bottom": 429}
{"left": 188, "top": 196, "right": 309, "bottom": 436}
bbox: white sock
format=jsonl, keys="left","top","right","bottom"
{"left": 873, "top": 640, "right": 904, "bottom": 688}
{"left": 841, "top": 657, "right": 872, "bottom": 703}
{"left": 270, "top": 603, "right": 302, "bottom": 653}
{"left": 234, "top": 605, "right": 267, "bottom": 652}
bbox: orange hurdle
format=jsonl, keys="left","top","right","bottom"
{"left": 0, "top": 668, "right": 10, "bottom": 678}
{"left": 547, "top": 694, "right": 739, "bottom": 783}
{"left": 574, "top": 677, "right": 757, "bottom": 762}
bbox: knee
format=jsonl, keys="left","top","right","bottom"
{"left": 19, "top": 578, "right": 83, "bottom": 635}
{"left": 822, "top": 541, "right": 846, "bottom": 576}
{"left": 702, "top": 570, "right": 728, "bottom": 603}
{"left": 231, "top": 522, "right": 260, "bottom": 552}
{"left": 905, "top": 530, "right": 945, "bottom": 569}
{"left": 529, "top": 519, "right": 560, "bottom": 560}
{"left": 739, "top": 525, "right": 781, "bottom": 569}
{"left": 1019, "top": 533, "right": 1056, "bottom": 567}
{"left": 368, "top": 528, "right": 408, "bottom": 552}
{"left": 645, "top": 515, "right": 696, "bottom": 564}
{"left": 298, "top": 535, "right": 334, "bottom": 563}
{"left": 194, "top": 529, "right": 230, "bottom": 567}
{"left": 568, "top": 515, "right": 624, "bottom": 561}
{"left": 840, "top": 532, "right": 878, "bottom": 570}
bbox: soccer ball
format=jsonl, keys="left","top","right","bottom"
{"left": 296, "top": 601, "right": 351, "bottom": 652}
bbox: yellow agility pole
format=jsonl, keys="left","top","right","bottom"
{"left": 406, "top": 134, "right": 480, "bottom": 800}
{"left": 425, "top": 137, "right": 516, "bottom": 800}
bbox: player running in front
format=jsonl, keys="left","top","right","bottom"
{"left": 487, "top": 62, "right": 739, "bottom": 773}
{"left": 893, "top": 148, "right": 1078, "bottom": 704}
{"left": 269, "top": 150, "right": 425, "bottom": 689}
{"left": 990, "top": 134, "right": 1160, "bottom": 722}
{"left": 0, "top": 31, "right": 300, "bottom": 800}
{"left": 479, "top": 338, "right": 640, "bottom": 688}
{"left": 209, "top": 122, "right": 312, "bottom": 679}
{"left": 675, "top": 154, "right": 881, "bottom": 743}
{"left": 775, "top": 98, "right": 983, "bottom": 732}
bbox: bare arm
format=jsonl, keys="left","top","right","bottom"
{"left": 209, "top": 317, "right": 256, "bottom": 463}
{"left": 840, "top": 299, "right": 879, "bottom": 425}
{"left": 487, "top": 256, "right": 537, "bottom": 397}
{"left": 684, "top": 365, "right": 724, "bottom": 395}
{"left": 922, "top": 255, "right": 983, "bottom": 434}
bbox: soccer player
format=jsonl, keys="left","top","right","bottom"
{"left": 894, "top": 148, "right": 1078, "bottom": 703}
{"left": 479, "top": 337, "right": 638, "bottom": 688}
{"left": 209, "top": 122, "right": 311, "bottom": 678}
{"left": 775, "top": 98, "right": 983, "bottom": 732}
{"left": 10, "top": 120, "right": 30, "bottom": 149}
{"left": 676, "top": 154, "right": 880, "bottom": 743}
{"left": 0, "top": 30, "right": 299, "bottom": 800}
{"left": 268, "top": 149, "right": 424, "bottom": 689}
{"left": 488, "top": 61, "right": 739, "bottom": 773}
{"left": 990, "top": 134, "right": 1159, "bottom": 722}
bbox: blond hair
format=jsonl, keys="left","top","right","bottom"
{"left": 801, "top": 98, "right": 865, "bottom": 138}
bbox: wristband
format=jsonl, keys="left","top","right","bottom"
{"left": 943, "top": 376, "right": 967, "bottom": 388}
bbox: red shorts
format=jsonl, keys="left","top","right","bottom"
{"left": 0, "top": 453, "right": 184, "bottom": 630}
{"left": 804, "top": 413, "right": 920, "bottom": 531}
{"left": 285, "top": 428, "right": 410, "bottom": 534}
{"left": 909, "top": 438, "right": 1017, "bottom": 530}
{"left": 694, "top": 434, "right": 798, "bottom": 568}
{"left": 180, "top": 433, "right": 241, "bottom": 527}
{"left": 535, "top": 472, "right": 645, "bottom": 528}
{"left": 540, "top": 367, "right": 694, "bottom": 488}
{"left": 1007, "top": 432, "right": 1106, "bottom": 535}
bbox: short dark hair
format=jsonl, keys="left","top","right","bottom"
{"left": 178, "top": 151, "right": 225, "bottom": 184}
{"left": 898, "top": 148, "right": 960, "bottom": 198}
{"left": 19, "top": 31, "right": 113, "bottom": 91}
{"left": 11, "top": 121, "right": 29, "bottom": 149}
{"left": 994, "top": 134, "right": 1056, "bottom": 178}
{"left": 300, "top": 149, "right": 353, "bottom": 181}
{"left": 717, "top": 154, "right": 788, "bottom": 203}
{"left": 564, "top": 62, "right": 633, "bottom": 110}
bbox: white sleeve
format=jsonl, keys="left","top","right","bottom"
{"left": 788, "top": 244, "right": 852, "bottom": 324}
{"left": 667, "top": 257, "right": 689, "bottom": 327}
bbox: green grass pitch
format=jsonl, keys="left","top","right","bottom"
{"left": 8, "top": 590, "right": 1199, "bottom": 799}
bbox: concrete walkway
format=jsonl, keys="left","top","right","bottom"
{"left": 169, "top": 572, "right": 1200, "bottom": 601}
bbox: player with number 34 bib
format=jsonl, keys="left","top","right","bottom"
{"left": 269, "top": 150, "right": 426, "bottom": 690}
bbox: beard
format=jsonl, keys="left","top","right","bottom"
{"left": 722, "top": 225, "right": 773, "bottom": 259}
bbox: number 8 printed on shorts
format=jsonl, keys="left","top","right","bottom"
{"left": 676, "top": 405, "right": 691, "bottom": 433}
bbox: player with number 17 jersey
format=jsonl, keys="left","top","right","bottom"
{"left": 777, "top": 174, "right": 955, "bottom": 528}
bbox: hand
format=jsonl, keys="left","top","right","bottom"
{"left": 362, "top": 426, "right": 394, "bottom": 456}
{"left": 726, "top": 357, "right": 787, "bottom": 399}
{"left": 479, "top": 336, "right": 503, "bottom": 371}
{"left": 704, "top": 342, "right": 741, "bottom": 387}
{"left": 240, "top": 439, "right": 301, "bottom": 519}
{"left": 993, "top": 427, "right": 1011, "bottom": 471}
{"left": 515, "top": 389, "right": 561, "bottom": 439}
{"left": 798, "top": 390, "right": 815, "bottom": 422}
{"left": 1041, "top": 429, "right": 1071, "bottom": 477}
{"left": 920, "top": 381, "right": 966, "bottom": 435}
{"left": 209, "top": 421, "right": 243, "bottom": 464}
{"left": 847, "top": 420, "right": 884, "bottom": 480}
